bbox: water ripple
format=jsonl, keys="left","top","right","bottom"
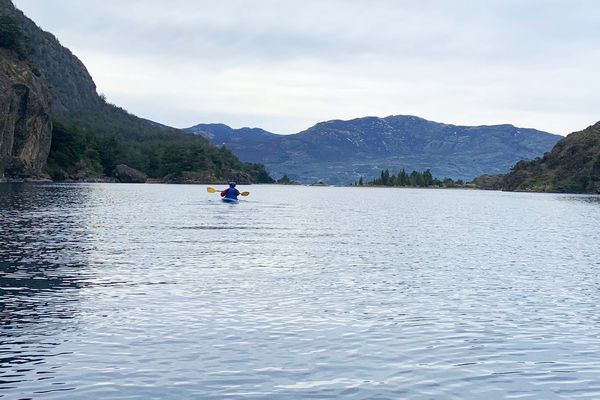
{"left": 1, "top": 184, "right": 600, "bottom": 399}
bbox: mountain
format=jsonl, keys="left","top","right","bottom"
{"left": 502, "top": 121, "right": 600, "bottom": 193}
{"left": 0, "top": 0, "right": 272, "bottom": 183}
{"left": 3, "top": 0, "right": 182, "bottom": 140}
{"left": 186, "top": 116, "right": 561, "bottom": 184}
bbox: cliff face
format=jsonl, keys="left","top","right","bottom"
{"left": 0, "top": 0, "right": 273, "bottom": 184}
{"left": 0, "top": 50, "right": 52, "bottom": 180}
{"left": 0, "top": 0, "right": 193, "bottom": 143}
{"left": 0, "top": 0, "right": 186, "bottom": 150}
{"left": 0, "top": 0, "right": 101, "bottom": 116}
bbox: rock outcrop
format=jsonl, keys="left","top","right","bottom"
{"left": 0, "top": 49, "right": 52, "bottom": 180}
{"left": 114, "top": 164, "right": 147, "bottom": 183}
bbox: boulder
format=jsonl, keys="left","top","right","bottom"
{"left": 114, "top": 164, "right": 147, "bottom": 183}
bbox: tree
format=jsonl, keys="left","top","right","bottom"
{"left": 98, "top": 134, "right": 123, "bottom": 175}
{"left": 380, "top": 169, "right": 391, "bottom": 185}
{"left": 408, "top": 170, "right": 420, "bottom": 186}
{"left": 423, "top": 169, "right": 433, "bottom": 186}
{"left": 398, "top": 169, "right": 408, "bottom": 186}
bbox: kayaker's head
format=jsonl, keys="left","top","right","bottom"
{"left": 229, "top": 182, "right": 236, "bottom": 188}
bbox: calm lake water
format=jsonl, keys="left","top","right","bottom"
{"left": 1, "top": 183, "right": 599, "bottom": 399}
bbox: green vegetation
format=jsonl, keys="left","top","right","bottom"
{"left": 45, "top": 119, "right": 274, "bottom": 183}
{"left": 45, "top": 120, "right": 103, "bottom": 180}
{"left": 502, "top": 122, "right": 600, "bottom": 193}
{"left": 365, "top": 168, "right": 465, "bottom": 188}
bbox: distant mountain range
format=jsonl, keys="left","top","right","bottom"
{"left": 186, "top": 116, "right": 562, "bottom": 184}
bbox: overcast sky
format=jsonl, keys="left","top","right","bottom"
{"left": 12, "top": 0, "right": 600, "bottom": 135}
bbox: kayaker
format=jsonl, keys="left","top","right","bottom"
{"left": 221, "top": 182, "right": 240, "bottom": 200}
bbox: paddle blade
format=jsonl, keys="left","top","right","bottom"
{"left": 207, "top": 187, "right": 218, "bottom": 193}
{"left": 240, "top": 191, "right": 250, "bottom": 197}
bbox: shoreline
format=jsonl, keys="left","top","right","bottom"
{"left": 2, "top": 180, "right": 599, "bottom": 195}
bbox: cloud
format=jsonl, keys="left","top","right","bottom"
{"left": 13, "top": 0, "right": 600, "bottom": 134}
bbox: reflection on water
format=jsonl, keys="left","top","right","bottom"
{"left": 0, "top": 184, "right": 98, "bottom": 395}
{"left": 1, "top": 183, "right": 600, "bottom": 399}
{"left": 560, "top": 194, "right": 600, "bottom": 205}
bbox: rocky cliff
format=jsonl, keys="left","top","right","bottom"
{"left": 0, "top": 0, "right": 101, "bottom": 117}
{"left": 0, "top": 14, "right": 52, "bottom": 181}
{"left": 0, "top": 0, "right": 160, "bottom": 139}
{"left": 0, "top": 0, "right": 273, "bottom": 183}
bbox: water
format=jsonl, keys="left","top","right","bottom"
{"left": 1, "top": 183, "right": 600, "bottom": 399}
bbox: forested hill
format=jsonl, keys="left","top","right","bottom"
{"left": 0, "top": 0, "right": 272, "bottom": 183}
{"left": 187, "top": 116, "right": 561, "bottom": 184}
{"left": 503, "top": 121, "right": 600, "bottom": 193}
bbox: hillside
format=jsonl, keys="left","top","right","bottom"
{"left": 503, "top": 121, "right": 600, "bottom": 193}
{"left": 187, "top": 116, "right": 561, "bottom": 184}
{"left": 0, "top": 0, "right": 272, "bottom": 183}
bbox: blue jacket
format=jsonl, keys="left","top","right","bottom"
{"left": 221, "top": 187, "right": 240, "bottom": 199}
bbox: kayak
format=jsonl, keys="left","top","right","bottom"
{"left": 221, "top": 197, "right": 239, "bottom": 204}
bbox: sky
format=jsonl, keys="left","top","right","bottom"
{"left": 12, "top": 0, "right": 600, "bottom": 135}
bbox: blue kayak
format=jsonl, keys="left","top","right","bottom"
{"left": 221, "top": 197, "right": 239, "bottom": 204}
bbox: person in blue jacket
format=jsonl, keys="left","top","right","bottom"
{"left": 221, "top": 182, "right": 240, "bottom": 200}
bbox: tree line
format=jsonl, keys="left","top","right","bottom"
{"left": 358, "top": 169, "right": 465, "bottom": 188}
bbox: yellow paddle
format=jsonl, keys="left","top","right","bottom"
{"left": 207, "top": 187, "right": 250, "bottom": 196}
